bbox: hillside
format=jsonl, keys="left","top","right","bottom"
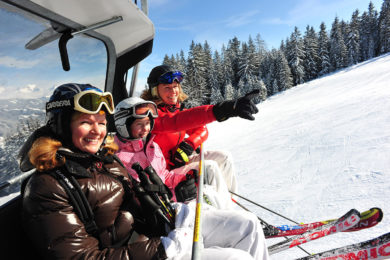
{"left": 0, "top": 97, "right": 45, "bottom": 137}
{"left": 207, "top": 53, "right": 390, "bottom": 258}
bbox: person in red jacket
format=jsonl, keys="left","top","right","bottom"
{"left": 140, "top": 65, "right": 259, "bottom": 207}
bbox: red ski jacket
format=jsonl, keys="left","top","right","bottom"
{"left": 152, "top": 103, "right": 216, "bottom": 169}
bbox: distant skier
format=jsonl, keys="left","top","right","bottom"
{"left": 140, "top": 64, "right": 259, "bottom": 207}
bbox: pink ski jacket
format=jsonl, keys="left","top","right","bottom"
{"left": 115, "top": 135, "right": 186, "bottom": 201}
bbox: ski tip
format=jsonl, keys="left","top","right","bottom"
{"left": 367, "top": 207, "right": 383, "bottom": 222}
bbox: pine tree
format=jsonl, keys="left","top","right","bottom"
{"left": 208, "top": 51, "right": 222, "bottom": 104}
{"left": 211, "top": 50, "right": 225, "bottom": 104}
{"left": 237, "top": 36, "right": 259, "bottom": 97}
{"left": 286, "top": 27, "right": 305, "bottom": 85}
{"left": 255, "top": 33, "right": 267, "bottom": 77}
{"left": 255, "top": 78, "right": 267, "bottom": 102}
{"left": 176, "top": 51, "right": 186, "bottom": 72}
{"left": 226, "top": 37, "right": 241, "bottom": 88}
{"left": 221, "top": 45, "right": 235, "bottom": 99}
{"left": 202, "top": 41, "right": 213, "bottom": 104}
{"left": 237, "top": 42, "right": 250, "bottom": 96}
{"left": 243, "top": 36, "right": 259, "bottom": 78}
{"left": 275, "top": 50, "right": 293, "bottom": 92}
{"left": 346, "top": 10, "right": 361, "bottom": 65}
{"left": 378, "top": 0, "right": 390, "bottom": 54}
{"left": 224, "top": 82, "right": 235, "bottom": 100}
{"left": 303, "top": 25, "right": 320, "bottom": 81}
{"left": 318, "top": 22, "right": 331, "bottom": 76}
{"left": 261, "top": 51, "right": 274, "bottom": 95}
{"left": 185, "top": 41, "right": 208, "bottom": 106}
{"left": 360, "top": 2, "right": 379, "bottom": 60}
{"left": 329, "top": 16, "right": 348, "bottom": 71}
{"left": 162, "top": 55, "right": 171, "bottom": 65}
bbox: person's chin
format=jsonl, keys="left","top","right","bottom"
{"left": 165, "top": 98, "right": 177, "bottom": 104}
{"left": 84, "top": 145, "right": 100, "bottom": 154}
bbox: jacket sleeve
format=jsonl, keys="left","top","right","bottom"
{"left": 185, "top": 125, "right": 209, "bottom": 150}
{"left": 148, "top": 142, "right": 185, "bottom": 201}
{"left": 22, "top": 173, "right": 167, "bottom": 260}
{"left": 153, "top": 105, "right": 216, "bottom": 133}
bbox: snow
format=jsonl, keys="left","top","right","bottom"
{"left": 206, "top": 53, "right": 390, "bottom": 258}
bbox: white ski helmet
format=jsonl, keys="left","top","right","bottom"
{"left": 114, "top": 97, "right": 158, "bottom": 139}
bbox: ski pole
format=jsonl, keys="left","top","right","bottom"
{"left": 132, "top": 163, "right": 174, "bottom": 228}
{"left": 230, "top": 191, "right": 300, "bottom": 224}
{"left": 232, "top": 197, "right": 274, "bottom": 228}
{"left": 191, "top": 143, "right": 205, "bottom": 260}
{"left": 232, "top": 197, "right": 311, "bottom": 256}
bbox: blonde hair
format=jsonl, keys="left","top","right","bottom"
{"left": 140, "top": 84, "right": 188, "bottom": 104}
{"left": 29, "top": 137, "right": 65, "bottom": 172}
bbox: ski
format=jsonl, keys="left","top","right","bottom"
{"left": 296, "top": 231, "right": 390, "bottom": 259}
{"left": 265, "top": 207, "right": 382, "bottom": 238}
{"left": 268, "top": 209, "right": 360, "bottom": 255}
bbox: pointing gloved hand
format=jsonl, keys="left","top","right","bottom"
{"left": 172, "top": 141, "right": 194, "bottom": 168}
{"left": 174, "top": 170, "right": 198, "bottom": 203}
{"left": 212, "top": 89, "right": 260, "bottom": 122}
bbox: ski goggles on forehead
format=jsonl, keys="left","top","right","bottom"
{"left": 73, "top": 90, "right": 115, "bottom": 114}
{"left": 158, "top": 71, "right": 183, "bottom": 84}
{"left": 115, "top": 102, "right": 158, "bottom": 120}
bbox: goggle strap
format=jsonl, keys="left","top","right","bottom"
{"left": 114, "top": 109, "right": 131, "bottom": 120}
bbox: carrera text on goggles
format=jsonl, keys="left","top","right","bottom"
{"left": 158, "top": 71, "right": 183, "bottom": 84}
{"left": 74, "top": 90, "right": 115, "bottom": 114}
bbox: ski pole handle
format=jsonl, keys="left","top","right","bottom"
{"left": 144, "top": 166, "right": 176, "bottom": 216}
{"left": 132, "top": 163, "right": 174, "bottom": 227}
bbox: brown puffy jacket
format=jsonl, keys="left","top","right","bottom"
{"left": 22, "top": 150, "right": 167, "bottom": 259}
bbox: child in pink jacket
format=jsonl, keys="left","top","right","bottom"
{"left": 114, "top": 97, "right": 232, "bottom": 208}
{"left": 113, "top": 97, "right": 269, "bottom": 260}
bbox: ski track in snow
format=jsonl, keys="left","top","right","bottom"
{"left": 207, "top": 53, "right": 390, "bottom": 259}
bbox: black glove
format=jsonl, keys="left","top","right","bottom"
{"left": 172, "top": 141, "right": 194, "bottom": 168}
{"left": 174, "top": 170, "right": 198, "bottom": 202}
{"left": 212, "top": 89, "right": 260, "bottom": 122}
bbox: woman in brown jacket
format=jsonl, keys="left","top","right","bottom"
{"left": 20, "top": 83, "right": 167, "bottom": 259}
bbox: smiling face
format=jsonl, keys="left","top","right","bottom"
{"left": 70, "top": 112, "right": 107, "bottom": 154}
{"left": 157, "top": 81, "right": 180, "bottom": 105}
{"left": 130, "top": 117, "right": 151, "bottom": 139}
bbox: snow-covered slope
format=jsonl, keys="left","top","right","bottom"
{"left": 207, "top": 53, "right": 390, "bottom": 259}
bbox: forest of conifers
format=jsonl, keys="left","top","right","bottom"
{"left": 160, "top": 1, "right": 390, "bottom": 107}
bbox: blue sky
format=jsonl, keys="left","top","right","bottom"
{"left": 135, "top": 0, "right": 383, "bottom": 92}
{"left": 0, "top": 0, "right": 384, "bottom": 99}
